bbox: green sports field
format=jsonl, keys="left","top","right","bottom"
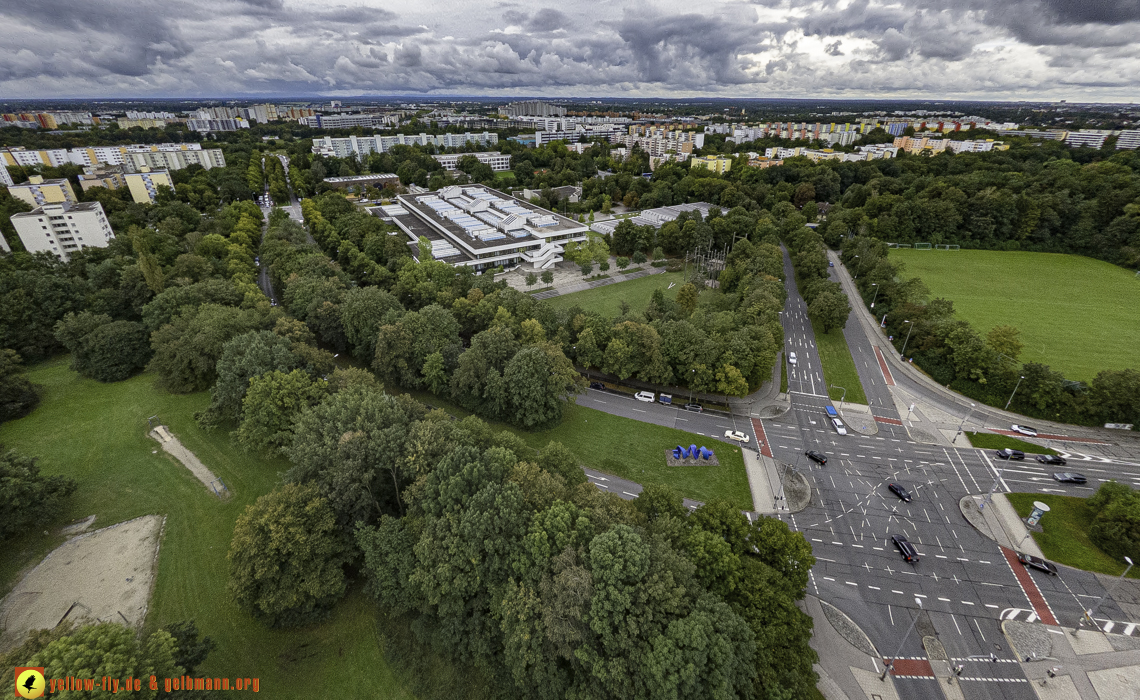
{"left": 546, "top": 271, "right": 684, "bottom": 317}
{"left": 890, "top": 249, "right": 1140, "bottom": 381}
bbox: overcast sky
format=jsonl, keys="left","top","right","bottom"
{"left": 3, "top": 0, "right": 1139, "bottom": 100}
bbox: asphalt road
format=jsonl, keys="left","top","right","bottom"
{"left": 574, "top": 245, "right": 1140, "bottom": 698}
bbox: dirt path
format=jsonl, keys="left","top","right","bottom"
{"left": 0, "top": 515, "right": 164, "bottom": 652}
{"left": 150, "top": 425, "right": 229, "bottom": 498}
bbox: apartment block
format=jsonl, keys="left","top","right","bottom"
{"left": 187, "top": 118, "right": 250, "bottom": 132}
{"left": 117, "top": 118, "right": 167, "bottom": 129}
{"left": 1, "top": 143, "right": 225, "bottom": 171}
{"left": 690, "top": 155, "right": 732, "bottom": 174}
{"left": 7, "top": 175, "right": 78, "bottom": 208}
{"left": 504, "top": 101, "right": 566, "bottom": 118}
{"left": 1117, "top": 130, "right": 1140, "bottom": 150}
{"left": 373, "top": 184, "right": 587, "bottom": 271}
{"left": 298, "top": 113, "right": 401, "bottom": 129}
{"left": 311, "top": 132, "right": 499, "bottom": 158}
{"left": 0, "top": 165, "right": 12, "bottom": 188}
{"left": 1064, "top": 131, "right": 1110, "bottom": 149}
{"left": 10, "top": 201, "right": 114, "bottom": 261}
{"left": 124, "top": 169, "right": 173, "bottom": 204}
{"left": 433, "top": 152, "right": 512, "bottom": 172}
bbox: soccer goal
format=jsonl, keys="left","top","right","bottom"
{"left": 915, "top": 243, "right": 932, "bottom": 250}
{"left": 934, "top": 244, "right": 961, "bottom": 251}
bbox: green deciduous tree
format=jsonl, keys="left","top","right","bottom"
{"left": 806, "top": 290, "right": 851, "bottom": 335}
{"left": 228, "top": 482, "right": 351, "bottom": 627}
{"left": 236, "top": 370, "right": 329, "bottom": 456}
{"left": 0, "top": 448, "right": 77, "bottom": 540}
{"left": 147, "top": 304, "right": 271, "bottom": 393}
{"left": 30, "top": 623, "right": 180, "bottom": 699}
{"left": 0, "top": 350, "right": 40, "bottom": 423}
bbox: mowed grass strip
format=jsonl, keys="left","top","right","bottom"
{"left": 965, "top": 431, "right": 1059, "bottom": 455}
{"left": 813, "top": 328, "right": 868, "bottom": 406}
{"left": 890, "top": 249, "right": 1140, "bottom": 382}
{"left": 546, "top": 271, "right": 685, "bottom": 317}
{"left": 397, "top": 386, "right": 752, "bottom": 510}
{"left": 0, "top": 358, "right": 412, "bottom": 699}
{"left": 1006, "top": 493, "right": 1139, "bottom": 578}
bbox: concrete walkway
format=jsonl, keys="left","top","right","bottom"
{"left": 1002, "top": 618, "right": 1140, "bottom": 699}
{"left": 742, "top": 450, "right": 778, "bottom": 514}
{"left": 150, "top": 426, "right": 229, "bottom": 499}
{"left": 959, "top": 493, "right": 1046, "bottom": 558}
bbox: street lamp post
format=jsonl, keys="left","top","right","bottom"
{"left": 853, "top": 254, "right": 862, "bottom": 280}
{"left": 957, "top": 403, "right": 976, "bottom": 436}
{"left": 831, "top": 385, "right": 847, "bottom": 412}
{"left": 870, "top": 283, "right": 880, "bottom": 309}
{"left": 689, "top": 369, "right": 696, "bottom": 405}
{"left": 1081, "top": 556, "right": 1134, "bottom": 631}
{"left": 882, "top": 599, "right": 924, "bottom": 681}
{"left": 1005, "top": 375, "right": 1026, "bottom": 411}
{"left": 900, "top": 320, "right": 913, "bottom": 359}
{"left": 978, "top": 467, "right": 1005, "bottom": 511}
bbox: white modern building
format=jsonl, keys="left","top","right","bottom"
{"left": 10, "top": 201, "right": 114, "bottom": 261}
{"left": 373, "top": 185, "right": 589, "bottom": 271}
{"left": 1116, "top": 130, "right": 1140, "bottom": 150}
{"left": 312, "top": 132, "right": 499, "bottom": 159}
{"left": 1064, "top": 131, "right": 1110, "bottom": 149}
{"left": 433, "top": 152, "right": 512, "bottom": 172}
{"left": 590, "top": 202, "right": 716, "bottom": 237}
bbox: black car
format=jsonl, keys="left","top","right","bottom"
{"left": 1036, "top": 455, "right": 1067, "bottom": 466}
{"left": 1018, "top": 553, "right": 1059, "bottom": 575}
{"left": 888, "top": 483, "right": 912, "bottom": 503}
{"left": 892, "top": 535, "right": 919, "bottom": 563}
{"left": 995, "top": 448, "right": 1025, "bottom": 460}
{"left": 1053, "top": 472, "right": 1087, "bottom": 484}
{"left": 589, "top": 382, "right": 606, "bottom": 390}
{"left": 805, "top": 450, "right": 827, "bottom": 465}
{"left": 683, "top": 403, "right": 704, "bottom": 413}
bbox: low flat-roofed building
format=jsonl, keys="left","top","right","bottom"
{"left": 376, "top": 184, "right": 589, "bottom": 270}
{"left": 590, "top": 202, "right": 716, "bottom": 237}
{"left": 78, "top": 165, "right": 127, "bottom": 193}
{"left": 10, "top": 201, "right": 114, "bottom": 261}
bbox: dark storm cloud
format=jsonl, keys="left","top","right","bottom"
{"left": 1, "top": 0, "right": 1138, "bottom": 97}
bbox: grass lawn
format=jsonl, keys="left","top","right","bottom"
{"left": 0, "top": 358, "right": 413, "bottom": 699}
{"left": 965, "top": 431, "right": 1059, "bottom": 455}
{"left": 890, "top": 249, "right": 1140, "bottom": 381}
{"left": 546, "top": 271, "right": 685, "bottom": 317}
{"left": 397, "top": 387, "right": 751, "bottom": 510}
{"left": 813, "top": 328, "right": 869, "bottom": 406}
{"left": 1006, "top": 493, "right": 1139, "bottom": 578}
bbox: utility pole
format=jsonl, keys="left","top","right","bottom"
{"left": 1005, "top": 375, "right": 1025, "bottom": 411}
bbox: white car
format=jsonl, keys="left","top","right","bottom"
{"left": 724, "top": 430, "right": 750, "bottom": 443}
{"left": 832, "top": 418, "right": 848, "bottom": 436}
{"left": 1011, "top": 424, "right": 1038, "bottom": 437}
{"left": 634, "top": 391, "right": 655, "bottom": 403}
{"left": 788, "top": 352, "right": 797, "bottom": 365}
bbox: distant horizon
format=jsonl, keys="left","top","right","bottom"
{"left": 2, "top": 95, "right": 1136, "bottom": 107}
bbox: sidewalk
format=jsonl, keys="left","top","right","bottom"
{"left": 742, "top": 449, "right": 778, "bottom": 514}
{"left": 803, "top": 595, "right": 901, "bottom": 700}
{"left": 1002, "top": 619, "right": 1140, "bottom": 699}
{"left": 959, "top": 493, "right": 1045, "bottom": 558}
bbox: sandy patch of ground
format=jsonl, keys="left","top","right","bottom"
{"left": 151, "top": 425, "right": 229, "bottom": 499}
{"left": 0, "top": 514, "right": 164, "bottom": 652}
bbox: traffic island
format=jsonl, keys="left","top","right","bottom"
{"left": 663, "top": 448, "right": 720, "bottom": 467}
{"left": 838, "top": 403, "right": 878, "bottom": 436}
{"left": 783, "top": 467, "right": 811, "bottom": 513}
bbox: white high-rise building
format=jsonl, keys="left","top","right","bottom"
{"left": 10, "top": 201, "right": 115, "bottom": 261}
{"left": 1116, "top": 130, "right": 1140, "bottom": 150}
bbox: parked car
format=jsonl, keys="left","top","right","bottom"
{"left": 888, "top": 483, "right": 912, "bottom": 503}
{"left": 589, "top": 382, "right": 606, "bottom": 391}
{"left": 1036, "top": 455, "right": 1067, "bottom": 466}
{"left": 828, "top": 261, "right": 834, "bottom": 267}
{"left": 805, "top": 450, "right": 827, "bottom": 465}
{"left": 683, "top": 403, "right": 704, "bottom": 413}
{"left": 892, "top": 535, "right": 920, "bottom": 563}
{"left": 1052, "top": 472, "right": 1087, "bottom": 484}
{"left": 995, "top": 448, "right": 1025, "bottom": 460}
{"left": 831, "top": 418, "right": 848, "bottom": 436}
{"left": 634, "top": 391, "right": 655, "bottom": 403}
{"left": 1011, "top": 424, "right": 1039, "bottom": 437}
{"left": 725, "top": 430, "right": 750, "bottom": 443}
{"left": 788, "top": 352, "right": 797, "bottom": 365}
{"left": 658, "top": 394, "right": 673, "bottom": 405}
{"left": 1018, "top": 553, "right": 1059, "bottom": 575}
